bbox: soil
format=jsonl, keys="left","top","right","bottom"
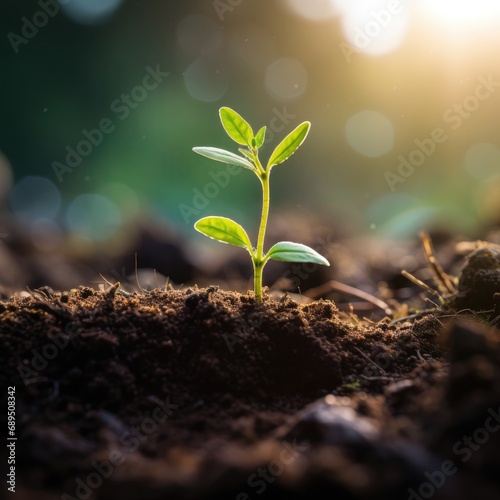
{"left": 1, "top": 240, "right": 500, "bottom": 500}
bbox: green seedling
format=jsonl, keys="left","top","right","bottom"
{"left": 192, "top": 107, "right": 329, "bottom": 301}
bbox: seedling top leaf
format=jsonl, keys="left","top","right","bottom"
{"left": 267, "top": 121, "right": 311, "bottom": 169}
{"left": 192, "top": 107, "right": 329, "bottom": 301}
{"left": 219, "top": 107, "right": 254, "bottom": 147}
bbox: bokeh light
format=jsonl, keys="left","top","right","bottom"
{"left": 265, "top": 58, "right": 308, "bottom": 100}
{"left": 366, "top": 193, "right": 416, "bottom": 225}
{"left": 10, "top": 176, "right": 61, "bottom": 221}
{"left": 285, "top": 0, "right": 340, "bottom": 22}
{"left": 334, "top": 0, "right": 410, "bottom": 56}
{"left": 345, "top": 110, "right": 394, "bottom": 157}
{"left": 184, "top": 58, "right": 228, "bottom": 102}
{"left": 98, "top": 183, "right": 140, "bottom": 220}
{"left": 382, "top": 206, "right": 440, "bottom": 238}
{"left": 66, "top": 194, "right": 121, "bottom": 242}
{"left": 30, "top": 219, "right": 63, "bottom": 252}
{"left": 418, "top": 0, "right": 500, "bottom": 30}
{"left": 60, "top": 0, "right": 124, "bottom": 26}
{"left": 365, "top": 192, "right": 441, "bottom": 237}
{"left": 475, "top": 178, "right": 500, "bottom": 221}
{"left": 464, "top": 143, "right": 500, "bottom": 182}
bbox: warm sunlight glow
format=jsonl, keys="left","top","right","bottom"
{"left": 419, "top": 0, "right": 500, "bottom": 29}
{"left": 333, "top": 0, "right": 410, "bottom": 56}
{"left": 286, "top": 0, "right": 339, "bottom": 21}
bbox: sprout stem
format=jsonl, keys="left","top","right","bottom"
{"left": 254, "top": 171, "right": 270, "bottom": 301}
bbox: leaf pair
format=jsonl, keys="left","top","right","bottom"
{"left": 194, "top": 216, "right": 329, "bottom": 266}
{"left": 193, "top": 107, "right": 311, "bottom": 173}
{"left": 219, "top": 107, "right": 267, "bottom": 150}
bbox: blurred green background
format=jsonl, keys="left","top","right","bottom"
{"left": 1, "top": 0, "right": 500, "bottom": 247}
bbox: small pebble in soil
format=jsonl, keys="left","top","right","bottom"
{"left": 278, "top": 395, "right": 378, "bottom": 447}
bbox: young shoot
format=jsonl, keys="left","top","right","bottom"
{"left": 192, "top": 107, "right": 329, "bottom": 301}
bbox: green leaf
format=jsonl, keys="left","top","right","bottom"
{"left": 266, "top": 241, "right": 329, "bottom": 266}
{"left": 193, "top": 147, "right": 255, "bottom": 171}
{"left": 195, "top": 216, "right": 253, "bottom": 251}
{"left": 254, "top": 126, "right": 266, "bottom": 148}
{"left": 219, "top": 107, "right": 254, "bottom": 147}
{"left": 266, "top": 121, "right": 310, "bottom": 170}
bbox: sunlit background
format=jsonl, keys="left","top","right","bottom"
{"left": 1, "top": 0, "right": 500, "bottom": 289}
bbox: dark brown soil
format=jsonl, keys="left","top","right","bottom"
{"left": 2, "top": 271, "right": 500, "bottom": 500}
